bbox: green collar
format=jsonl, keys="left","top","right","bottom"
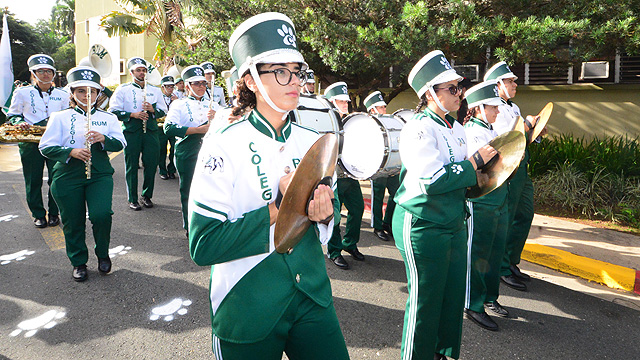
{"left": 506, "top": 99, "right": 513, "bottom": 106}
{"left": 187, "top": 95, "right": 205, "bottom": 102}
{"left": 423, "top": 107, "right": 455, "bottom": 129}
{"left": 467, "top": 116, "right": 492, "bottom": 130}
{"left": 73, "top": 106, "right": 97, "bottom": 116}
{"left": 131, "top": 81, "right": 145, "bottom": 89}
{"left": 247, "top": 109, "right": 292, "bottom": 142}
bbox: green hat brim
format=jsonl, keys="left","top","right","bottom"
{"left": 464, "top": 80, "right": 505, "bottom": 109}
{"left": 409, "top": 50, "right": 462, "bottom": 98}
{"left": 484, "top": 61, "right": 518, "bottom": 82}
{"left": 66, "top": 66, "right": 102, "bottom": 89}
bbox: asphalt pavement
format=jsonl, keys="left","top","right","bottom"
{"left": 1, "top": 144, "right": 639, "bottom": 359}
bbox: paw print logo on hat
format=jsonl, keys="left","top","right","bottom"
{"left": 342, "top": 86, "right": 348, "bottom": 94}
{"left": 493, "top": 86, "right": 500, "bottom": 97}
{"left": 439, "top": 56, "right": 452, "bottom": 70}
{"left": 81, "top": 71, "right": 94, "bottom": 80}
{"left": 134, "top": 58, "right": 143, "bottom": 64}
{"left": 38, "top": 57, "right": 48, "bottom": 64}
{"left": 194, "top": 68, "right": 203, "bottom": 76}
{"left": 277, "top": 24, "right": 297, "bottom": 47}
{"left": 452, "top": 164, "right": 464, "bottom": 174}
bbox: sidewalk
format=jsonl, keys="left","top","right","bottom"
{"left": 360, "top": 181, "right": 640, "bottom": 295}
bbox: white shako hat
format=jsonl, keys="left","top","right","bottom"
{"left": 464, "top": 80, "right": 505, "bottom": 109}
{"left": 229, "top": 12, "right": 307, "bottom": 114}
{"left": 181, "top": 65, "right": 207, "bottom": 83}
{"left": 200, "top": 62, "right": 216, "bottom": 74}
{"left": 127, "top": 57, "right": 148, "bottom": 72}
{"left": 66, "top": 66, "right": 102, "bottom": 90}
{"left": 364, "top": 91, "right": 386, "bottom": 111}
{"left": 484, "top": 61, "right": 518, "bottom": 82}
{"left": 324, "top": 82, "right": 350, "bottom": 102}
{"left": 28, "top": 54, "right": 55, "bottom": 71}
{"left": 484, "top": 61, "right": 518, "bottom": 99}
{"left": 306, "top": 69, "right": 315, "bottom": 84}
{"left": 161, "top": 75, "right": 175, "bottom": 86}
{"left": 408, "top": 50, "right": 462, "bottom": 113}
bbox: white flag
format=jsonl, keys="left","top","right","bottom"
{"left": 0, "top": 13, "right": 14, "bottom": 111}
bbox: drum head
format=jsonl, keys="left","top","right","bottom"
{"left": 294, "top": 95, "right": 342, "bottom": 135}
{"left": 340, "top": 113, "right": 385, "bottom": 180}
{"left": 393, "top": 108, "right": 415, "bottom": 123}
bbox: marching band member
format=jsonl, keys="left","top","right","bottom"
{"left": 302, "top": 69, "right": 316, "bottom": 95}
{"left": 173, "top": 77, "right": 186, "bottom": 99}
{"left": 109, "top": 57, "right": 168, "bottom": 210}
{"left": 200, "top": 61, "right": 226, "bottom": 108}
{"left": 163, "top": 65, "right": 213, "bottom": 235}
{"left": 6, "top": 54, "right": 69, "bottom": 228}
{"left": 364, "top": 90, "right": 398, "bottom": 242}
{"left": 484, "top": 62, "right": 536, "bottom": 291}
{"left": 394, "top": 50, "right": 496, "bottom": 360}
{"left": 39, "top": 66, "right": 126, "bottom": 282}
{"left": 325, "top": 81, "right": 366, "bottom": 270}
{"left": 158, "top": 75, "right": 178, "bottom": 180}
{"left": 462, "top": 80, "right": 510, "bottom": 331}
{"left": 188, "top": 12, "right": 348, "bottom": 358}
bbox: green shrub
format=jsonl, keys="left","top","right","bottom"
{"left": 530, "top": 135, "right": 640, "bottom": 227}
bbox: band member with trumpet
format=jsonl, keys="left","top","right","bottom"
{"left": 6, "top": 54, "right": 69, "bottom": 228}
{"left": 109, "top": 57, "right": 168, "bottom": 210}
{"left": 364, "top": 90, "right": 398, "bottom": 242}
{"left": 39, "top": 66, "right": 126, "bottom": 282}
{"left": 188, "top": 12, "right": 347, "bottom": 358}
{"left": 158, "top": 75, "right": 178, "bottom": 180}
{"left": 325, "top": 81, "right": 366, "bottom": 269}
{"left": 163, "top": 65, "right": 213, "bottom": 235}
{"left": 462, "top": 80, "right": 511, "bottom": 331}
{"left": 394, "top": 50, "right": 497, "bottom": 360}
{"left": 484, "top": 62, "right": 535, "bottom": 291}
{"left": 302, "top": 69, "right": 316, "bottom": 95}
{"left": 200, "top": 61, "right": 226, "bottom": 108}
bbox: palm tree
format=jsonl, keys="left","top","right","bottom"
{"left": 100, "top": 0, "right": 202, "bottom": 67}
{"left": 51, "top": 0, "right": 75, "bottom": 43}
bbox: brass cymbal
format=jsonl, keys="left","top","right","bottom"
{"left": 512, "top": 116, "right": 525, "bottom": 135}
{"left": 467, "top": 130, "right": 526, "bottom": 198}
{"left": 274, "top": 134, "right": 339, "bottom": 253}
{"left": 529, "top": 102, "right": 553, "bottom": 143}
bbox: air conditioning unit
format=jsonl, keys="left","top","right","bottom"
{"left": 453, "top": 65, "right": 480, "bottom": 82}
{"left": 580, "top": 61, "right": 609, "bottom": 80}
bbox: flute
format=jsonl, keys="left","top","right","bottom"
{"left": 142, "top": 75, "right": 148, "bottom": 133}
{"left": 86, "top": 86, "right": 92, "bottom": 180}
{"left": 209, "top": 80, "right": 215, "bottom": 110}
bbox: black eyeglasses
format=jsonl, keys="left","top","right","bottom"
{"left": 257, "top": 68, "right": 308, "bottom": 86}
{"left": 433, "top": 85, "right": 462, "bottom": 96}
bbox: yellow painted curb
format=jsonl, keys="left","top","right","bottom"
{"left": 522, "top": 243, "right": 637, "bottom": 292}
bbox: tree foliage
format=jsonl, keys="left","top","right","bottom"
{"left": 167, "top": 0, "right": 640, "bottom": 107}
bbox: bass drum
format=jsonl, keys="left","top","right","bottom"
{"left": 393, "top": 108, "right": 416, "bottom": 123}
{"left": 340, "top": 112, "right": 405, "bottom": 180}
{"left": 293, "top": 94, "right": 342, "bottom": 138}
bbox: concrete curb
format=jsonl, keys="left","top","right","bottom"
{"left": 521, "top": 243, "right": 640, "bottom": 295}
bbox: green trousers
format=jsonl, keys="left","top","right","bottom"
{"left": 19, "top": 142, "right": 59, "bottom": 219}
{"left": 371, "top": 175, "right": 399, "bottom": 230}
{"left": 393, "top": 207, "right": 467, "bottom": 360}
{"left": 465, "top": 201, "right": 509, "bottom": 312}
{"left": 158, "top": 131, "right": 176, "bottom": 176}
{"left": 123, "top": 130, "right": 159, "bottom": 203}
{"left": 50, "top": 165, "right": 113, "bottom": 267}
{"left": 328, "top": 177, "right": 364, "bottom": 258}
{"left": 213, "top": 290, "right": 349, "bottom": 360}
{"left": 176, "top": 152, "right": 197, "bottom": 231}
{"left": 501, "top": 168, "right": 535, "bottom": 276}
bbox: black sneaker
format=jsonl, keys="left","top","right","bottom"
{"left": 73, "top": 264, "right": 88, "bottom": 282}
{"left": 98, "top": 257, "right": 112, "bottom": 274}
{"left": 129, "top": 202, "right": 142, "bottom": 211}
{"left": 140, "top": 196, "right": 154, "bottom": 208}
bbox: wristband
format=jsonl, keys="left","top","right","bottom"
{"left": 472, "top": 151, "right": 485, "bottom": 169}
{"left": 523, "top": 118, "right": 533, "bottom": 130}
{"left": 274, "top": 187, "right": 284, "bottom": 209}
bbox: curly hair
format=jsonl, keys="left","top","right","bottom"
{"left": 231, "top": 78, "right": 255, "bottom": 117}
{"left": 463, "top": 106, "right": 480, "bottom": 125}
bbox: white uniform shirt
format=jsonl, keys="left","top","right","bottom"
{"left": 492, "top": 101, "right": 522, "bottom": 136}
{"left": 39, "top": 108, "right": 126, "bottom": 156}
{"left": 108, "top": 82, "right": 168, "bottom": 115}
{"left": 203, "top": 85, "right": 226, "bottom": 108}
{"left": 209, "top": 106, "right": 234, "bottom": 133}
{"left": 164, "top": 96, "right": 209, "bottom": 128}
{"left": 173, "top": 89, "right": 186, "bottom": 100}
{"left": 7, "top": 85, "right": 70, "bottom": 124}
{"left": 189, "top": 110, "right": 335, "bottom": 314}
{"left": 464, "top": 117, "right": 498, "bottom": 157}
